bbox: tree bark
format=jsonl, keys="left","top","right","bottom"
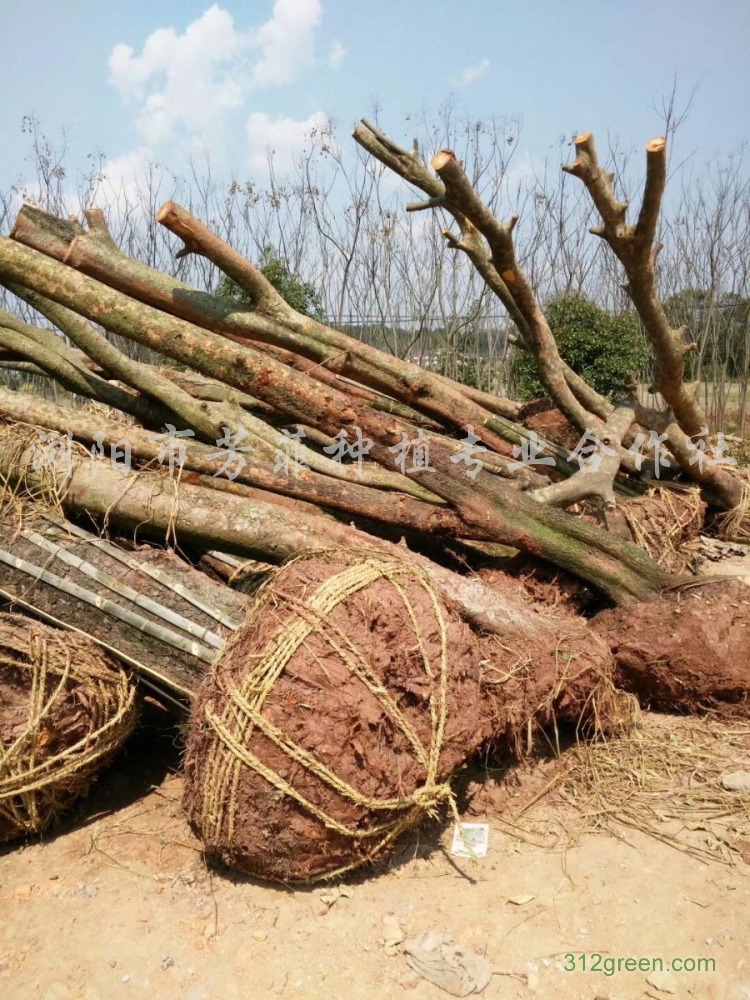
{"left": 0, "top": 237, "right": 683, "bottom": 603}
{"left": 0, "top": 388, "right": 491, "bottom": 541}
{"left": 352, "top": 119, "right": 749, "bottom": 509}
{"left": 352, "top": 120, "right": 614, "bottom": 424}
{"left": 0, "top": 419, "right": 625, "bottom": 635}
{"left": 562, "top": 133, "right": 743, "bottom": 508}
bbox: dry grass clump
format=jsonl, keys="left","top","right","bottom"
{"left": 504, "top": 715, "right": 750, "bottom": 866}
{"left": 716, "top": 470, "right": 750, "bottom": 544}
{"left": 617, "top": 485, "right": 705, "bottom": 574}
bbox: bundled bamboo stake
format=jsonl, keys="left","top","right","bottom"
{"left": 0, "top": 513, "right": 247, "bottom": 701}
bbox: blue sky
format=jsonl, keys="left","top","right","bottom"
{"left": 1, "top": 0, "right": 748, "bottom": 190}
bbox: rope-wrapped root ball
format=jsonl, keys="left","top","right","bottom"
{"left": 183, "top": 551, "right": 492, "bottom": 882}
{"left": 0, "top": 614, "right": 139, "bottom": 843}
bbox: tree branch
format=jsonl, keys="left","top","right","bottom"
{"left": 636, "top": 137, "right": 667, "bottom": 248}
{"left": 530, "top": 402, "right": 636, "bottom": 508}
{"left": 353, "top": 121, "right": 615, "bottom": 429}
{"left": 563, "top": 132, "right": 743, "bottom": 508}
{"left": 10, "top": 285, "right": 243, "bottom": 447}
{"left": 0, "top": 322, "right": 167, "bottom": 426}
{"left": 0, "top": 388, "right": 490, "bottom": 541}
{"left": 156, "top": 201, "right": 285, "bottom": 316}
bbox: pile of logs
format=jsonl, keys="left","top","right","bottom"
{"left": 0, "top": 121, "right": 748, "bottom": 802}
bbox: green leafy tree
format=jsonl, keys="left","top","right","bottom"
{"left": 511, "top": 295, "right": 649, "bottom": 401}
{"left": 216, "top": 246, "right": 324, "bottom": 320}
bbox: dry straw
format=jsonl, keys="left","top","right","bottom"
{"left": 0, "top": 422, "right": 82, "bottom": 523}
{"left": 716, "top": 471, "right": 750, "bottom": 544}
{"left": 0, "top": 613, "right": 138, "bottom": 842}
{"left": 197, "top": 550, "right": 462, "bottom": 880}
{"left": 618, "top": 485, "right": 705, "bottom": 574}
{"left": 502, "top": 715, "right": 750, "bottom": 867}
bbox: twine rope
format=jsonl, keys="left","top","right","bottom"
{"left": 199, "top": 554, "right": 460, "bottom": 877}
{"left": 0, "top": 614, "right": 137, "bottom": 840}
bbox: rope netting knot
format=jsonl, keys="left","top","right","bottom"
{"left": 198, "top": 551, "right": 461, "bottom": 877}
{"left": 0, "top": 613, "right": 138, "bottom": 842}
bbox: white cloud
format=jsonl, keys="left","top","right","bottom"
{"left": 108, "top": 2, "right": 323, "bottom": 145}
{"left": 453, "top": 57, "right": 490, "bottom": 88}
{"left": 97, "top": 147, "right": 155, "bottom": 193}
{"left": 109, "top": 7, "right": 245, "bottom": 144}
{"left": 250, "top": 0, "right": 322, "bottom": 88}
{"left": 246, "top": 111, "right": 329, "bottom": 174}
{"left": 328, "top": 40, "right": 346, "bottom": 69}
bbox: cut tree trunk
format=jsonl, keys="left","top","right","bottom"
{"left": 0, "top": 237, "right": 682, "bottom": 604}
{"left": 0, "top": 388, "right": 487, "bottom": 542}
{"left": 0, "top": 420, "right": 610, "bottom": 637}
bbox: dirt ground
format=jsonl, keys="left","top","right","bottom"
{"left": 3, "top": 550, "right": 749, "bottom": 1000}
{"left": 1, "top": 706, "right": 749, "bottom": 1000}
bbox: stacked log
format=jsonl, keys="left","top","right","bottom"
{"left": 0, "top": 182, "right": 747, "bottom": 882}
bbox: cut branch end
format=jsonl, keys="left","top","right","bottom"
{"left": 431, "top": 149, "right": 456, "bottom": 172}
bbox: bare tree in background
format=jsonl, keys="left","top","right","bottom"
{"left": 1, "top": 109, "right": 748, "bottom": 432}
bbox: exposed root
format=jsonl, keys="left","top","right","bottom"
{"left": 609, "top": 484, "right": 705, "bottom": 574}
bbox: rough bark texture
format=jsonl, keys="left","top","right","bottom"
{"left": 0, "top": 425, "right": 354, "bottom": 564}
{"left": 0, "top": 420, "right": 620, "bottom": 639}
{"left": 352, "top": 121, "right": 614, "bottom": 430}
{"left": 530, "top": 402, "right": 636, "bottom": 508}
{"left": 0, "top": 389, "right": 484, "bottom": 542}
{"left": 11, "top": 204, "right": 521, "bottom": 436}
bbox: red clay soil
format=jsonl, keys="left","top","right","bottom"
{"left": 0, "top": 638, "right": 92, "bottom": 751}
{"left": 478, "top": 559, "right": 601, "bottom": 616}
{"left": 473, "top": 573, "right": 632, "bottom": 749}
{"left": 183, "top": 553, "right": 491, "bottom": 882}
{"left": 183, "top": 554, "right": 629, "bottom": 883}
{"left": 519, "top": 398, "right": 581, "bottom": 453}
{"left": 0, "top": 615, "right": 136, "bottom": 843}
{"left": 592, "top": 579, "right": 750, "bottom": 715}
{"left": 0, "top": 668, "right": 93, "bottom": 843}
